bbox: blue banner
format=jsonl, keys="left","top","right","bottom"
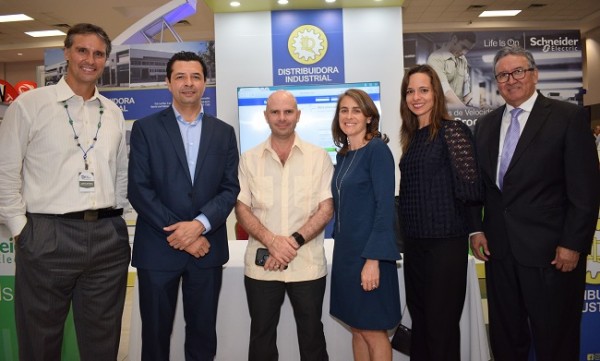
{"left": 99, "top": 87, "right": 217, "bottom": 121}
{"left": 271, "top": 9, "right": 345, "bottom": 85}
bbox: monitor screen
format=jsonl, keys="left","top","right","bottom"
{"left": 237, "top": 81, "right": 381, "bottom": 164}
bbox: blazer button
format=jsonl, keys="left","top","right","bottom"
{"left": 188, "top": 192, "right": 193, "bottom": 198}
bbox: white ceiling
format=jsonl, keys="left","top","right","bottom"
{"left": 0, "top": 0, "right": 599, "bottom": 63}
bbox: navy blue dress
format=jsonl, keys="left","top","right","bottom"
{"left": 330, "top": 138, "right": 401, "bottom": 330}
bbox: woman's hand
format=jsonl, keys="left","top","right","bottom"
{"left": 361, "top": 259, "right": 380, "bottom": 292}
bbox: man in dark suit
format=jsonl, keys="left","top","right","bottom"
{"left": 128, "top": 51, "right": 240, "bottom": 361}
{"left": 469, "top": 46, "right": 600, "bottom": 361}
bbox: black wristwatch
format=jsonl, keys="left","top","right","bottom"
{"left": 291, "top": 232, "right": 306, "bottom": 247}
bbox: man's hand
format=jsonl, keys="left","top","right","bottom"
{"left": 184, "top": 236, "right": 211, "bottom": 258}
{"left": 470, "top": 233, "right": 490, "bottom": 261}
{"left": 263, "top": 253, "right": 286, "bottom": 272}
{"left": 267, "top": 235, "right": 297, "bottom": 266}
{"left": 164, "top": 220, "right": 206, "bottom": 250}
{"left": 551, "top": 246, "right": 580, "bottom": 272}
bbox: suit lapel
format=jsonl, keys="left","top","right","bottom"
{"left": 194, "top": 115, "right": 214, "bottom": 183}
{"left": 506, "top": 94, "right": 549, "bottom": 174}
{"left": 161, "top": 108, "right": 193, "bottom": 185}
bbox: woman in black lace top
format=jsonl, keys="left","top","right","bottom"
{"left": 398, "top": 64, "right": 482, "bottom": 360}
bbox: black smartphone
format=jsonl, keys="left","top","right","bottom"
{"left": 255, "top": 247, "right": 270, "bottom": 266}
{"left": 255, "top": 248, "right": 287, "bottom": 269}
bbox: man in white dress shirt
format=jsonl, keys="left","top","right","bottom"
{"left": 0, "top": 23, "right": 130, "bottom": 361}
{"left": 427, "top": 32, "right": 476, "bottom": 108}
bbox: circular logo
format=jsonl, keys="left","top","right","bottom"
{"left": 288, "top": 25, "right": 328, "bottom": 65}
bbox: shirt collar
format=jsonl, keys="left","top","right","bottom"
{"left": 436, "top": 49, "right": 465, "bottom": 61}
{"left": 505, "top": 91, "right": 538, "bottom": 115}
{"left": 261, "top": 132, "right": 306, "bottom": 158}
{"left": 55, "top": 76, "right": 101, "bottom": 105}
{"left": 172, "top": 105, "right": 204, "bottom": 126}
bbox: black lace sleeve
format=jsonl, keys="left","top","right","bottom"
{"left": 442, "top": 121, "right": 482, "bottom": 204}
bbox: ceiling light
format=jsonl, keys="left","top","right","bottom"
{"left": 479, "top": 10, "right": 521, "bottom": 17}
{"left": 326, "top": 0, "right": 336, "bottom": 3}
{"left": 0, "top": 14, "right": 34, "bottom": 23}
{"left": 230, "top": 1, "right": 241, "bottom": 7}
{"left": 278, "top": 0, "right": 289, "bottom": 4}
{"left": 25, "top": 30, "right": 67, "bottom": 38}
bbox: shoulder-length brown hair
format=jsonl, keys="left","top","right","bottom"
{"left": 400, "top": 64, "right": 452, "bottom": 155}
{"left": 332, "top": 88, "right": 389, "bottom": 156}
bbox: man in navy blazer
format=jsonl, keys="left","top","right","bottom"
{"left": 469, "top": 46, "right": 600, "bottom": 361}
{"left": 128, "top": 51, "right": 240, "bottom": 361}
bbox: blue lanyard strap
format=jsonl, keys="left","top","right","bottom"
{"left": 63, "top": 100, "right": 104, "bottom": 170}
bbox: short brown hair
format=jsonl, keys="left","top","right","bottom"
{"left": 64, "top": 23, "right": 111, "bottom": 57}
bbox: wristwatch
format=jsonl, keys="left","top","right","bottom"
{"left": 291, "top": 232, "right": 306, "bottom": 247}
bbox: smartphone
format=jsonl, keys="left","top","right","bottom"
{"left": 255, "top": 248, "right": 287, "bottom": 269}
{"left": 255, "top": 247, "right": 270, "bottom": 266}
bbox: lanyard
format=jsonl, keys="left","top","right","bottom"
{"left": 63, "top": 100, "right": 104, "bottom": 170}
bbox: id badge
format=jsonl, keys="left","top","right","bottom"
{"left": 78, "top": 171, "right": 95, "bottom": 193}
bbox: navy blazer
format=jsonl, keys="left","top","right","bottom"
{"left": 128, "top": 107, "right": 240, "bottom": 270}
{"left": 469, "top": 93, "right": 600, "bottom": 267}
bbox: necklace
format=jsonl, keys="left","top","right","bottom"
{"left": 63, "top": 100, "right": 104, "bottom": 170}
{"left": 335, "top": 149, "right": 361, "bottom": 232}
{"left": 348, "top": 138, "right": 367, "bottom": 151}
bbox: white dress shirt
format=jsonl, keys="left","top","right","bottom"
{"left": 0, "top": 77, "right": 128, "bottom": 236}
{"left": 495, "top": 92, "right": 538, "bottom": 187}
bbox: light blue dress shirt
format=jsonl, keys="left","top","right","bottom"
{"left": 173, "top": 106, "right": 212, "bottom": 233}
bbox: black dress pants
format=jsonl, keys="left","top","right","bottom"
{"left": 244, "top": 275, "right": 328, "bottom": 361}
{"left": 486, "top": 252, "right": 587, "bottom": 361}
{"left": 404, "top": 236, "right": 468, "bottom": 361}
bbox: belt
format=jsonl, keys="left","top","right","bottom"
{"left": 31, "top": 208, "right": 123, "bottom": 221}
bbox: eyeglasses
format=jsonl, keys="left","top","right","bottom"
{"left": 495, "top": 68, "right": 535, "bottom": 83}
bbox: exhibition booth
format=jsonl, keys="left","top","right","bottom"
{"left": 1, "top": 4, "right": 600, "bottom": 361}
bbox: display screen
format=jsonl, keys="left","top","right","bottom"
{"left": 237, "top": 81, "right": 381, "bottom": 164}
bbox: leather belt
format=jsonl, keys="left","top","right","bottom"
{"left": 31, "top": 208, "right": 123, "bottom": 221}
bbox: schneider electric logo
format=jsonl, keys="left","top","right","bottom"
{"left": 529, "top": 36, "right": 579, "bottom": 52}
{"left": 288, "top": 25, "right": 328, "bottom": 65}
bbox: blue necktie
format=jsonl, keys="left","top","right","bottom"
{"left": 498, "top": 108, "right": 523, "bottom": 190}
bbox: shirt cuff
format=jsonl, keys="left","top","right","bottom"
{"left": 7, "top": 214, "right": 27, "bottom": 238}
{"left": 195, "top": 214, "right": 211, "bottom": 234}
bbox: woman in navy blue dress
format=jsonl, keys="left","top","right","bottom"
{"left": 330, "top": 89, "right": 401, "bottom": 361}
